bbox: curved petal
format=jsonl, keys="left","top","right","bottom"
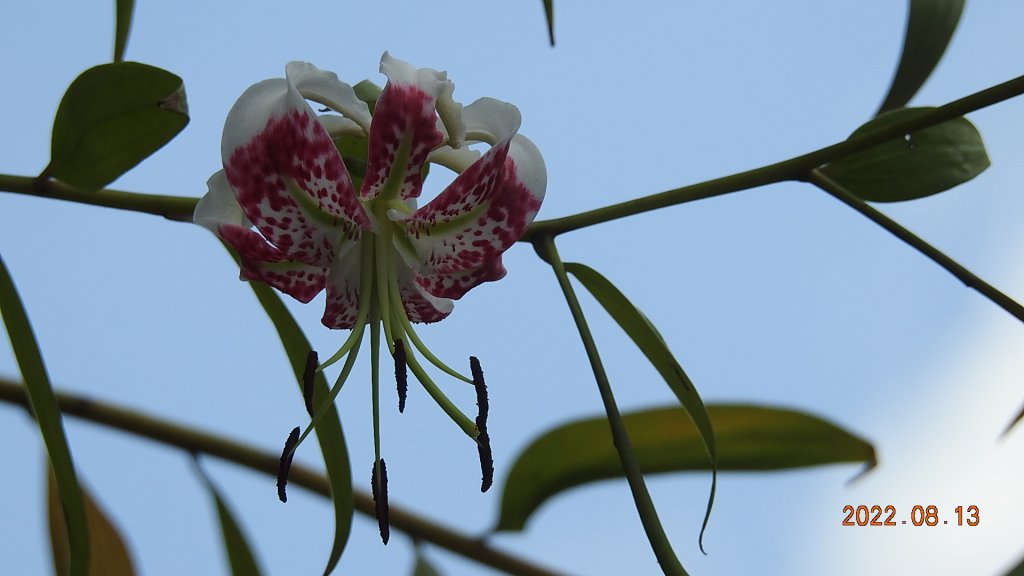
{"left": 317, "top": 114, "right": 364, "bottom": 138}
{"left": 436, "top": 80, "right": 465, "bottom": 149}
{"left": 427, "top": 145, "right": 480, "bottom": 174}
{"left": 396, "top": 260, "right": 454, "bottom": 323}
{"left": 463, "top": 97, "right": 521, "bottom": 145}
{"left": 194, "top": 170, "right": 250, "bottom": 233}
{"left": 222, "top": 77, "right": 369, "bottom": 267}
{"left": 360, "top": 53, "right": 447, "bottom": 202}
{"left": 401, "top": 133, "right": 546, "bottom": 276}
{"left": 286, "top": 61, "right": 372, "bottom": 132}
{"left": 321, "top": 244, "right": 363, "bottom": 329}
{"left": 417, "top": 255, "right": 507, "bottom": 300}
{"left": 218, "top": 224, "right": 326, "bottom": 303}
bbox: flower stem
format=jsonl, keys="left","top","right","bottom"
{"left": 0, "top": 377, "right": 567, "bottom": 576}
{"left": 808, "top": 169, "right": 1024, "bottom": 324}
{"left": 535, "top": 234, "right": 689, "bottom": 576}
{"left": 522, "top": 73, "right": 1024, "bottom": 240}
{"left": 0, "top": 174, "right": 197, "bottom": 220}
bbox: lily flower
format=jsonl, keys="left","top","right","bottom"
{"left": 194, "top": 53, "right": 545, "bottom": 532}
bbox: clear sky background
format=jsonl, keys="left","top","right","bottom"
{"left": 2, "top": 2, "right": 1024, "bottom": 575}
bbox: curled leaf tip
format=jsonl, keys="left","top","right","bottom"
{"left": 302, "top": 350, "right": 318, "bottom": 417}
{"left": 393, "top": 339, "right": 408, "bottom": 413}
{"left": 276, "top": 426, "right": 300, "bottom": 502}
{"left": 371, "top": 459, "right": 390, "bottom": 544}
{"left": 471, "top": 356, "right": 493, "bottom": 492}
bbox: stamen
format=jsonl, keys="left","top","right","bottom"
{"left": 276, "top": 426, "right": 300, "bottom": 502}
{"left": 470, "top": 356, "right": 494, "bottom": 492}
{"left": 393, "top": 339, "right": 408, "bottom": 413}
{"left": 302, "top": 350, "right": 317, "bottom": 418}
{"left": 370, "top": 458, "right": 390, "bottom": 544}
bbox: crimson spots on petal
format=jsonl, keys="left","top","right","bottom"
{"left": 417, "top": 257, "right": 507, "bottom": 300}
{"left": 361, "top": 84, "right": 443, "bottom": 202}
{"left": 224, "top": 108, "right": 368, "bottom": 266}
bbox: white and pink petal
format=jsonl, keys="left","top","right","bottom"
{"left": 360, "top": 53, "right": 447, "bottom": 203}
{"left": 417, "top": 256, "right": 507, "bottom": 300}
{"left": 194, "top": 170, "right": 250, "bottom": 233}
{"left": 321, "top": 244, "right": 364, "bottom": 329}
{"left": 395, "top": 260, "right": 454, "bottom": 323}
{"left": 400, "top": 133, "right": 544, "bottom": 276}
{"left": 221, "top": 76, "right": 369, "bottom": 267}
{"left": 218, "top": 224, "right": 326, "bottom": 303}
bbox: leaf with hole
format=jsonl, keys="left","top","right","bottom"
{"left": 496, "top": 404, "right": 875, "bottom": 532}
{"left": 821, "top": 107, "right": 988, "bottom": 202}
{"left": 46, "top": 62, "right": 188, "bottom": 191}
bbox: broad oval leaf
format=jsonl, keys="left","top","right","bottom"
{"left": 48, "top": 473, "right": 134, "bottom": 576}
{"left": 114, "top": 0, "right": 135, "bottom": 62}
{"left": 244, "top": 273, "right": 353, "bottom": 575}
{"left": 496, "top": 404, "right": 876, "bottom": 532}
{"left": 821, "top": 107, "right": 989, "bottom": 202}
{"left": 46, "top": 62, "right": 189, "bottom": 191}
{"left": 565, "top": 262, "right": 717, "bottom": 543}
{"left": 0, "top": 255, "right": 89, "bottom": 575}
{"left": 877, "top": 0, "right": 965, "bottom": 114}
{"left": 193, "top": 459, "right": 263, "bottom": 576}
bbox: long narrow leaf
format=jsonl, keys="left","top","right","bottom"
{"left": 496, "top": 404, "right": 876, "bottom": 531}
{"left": 565, "top": 262, "right": 717, "bottom": 545}
{"left": 0, "top": 254, "right": 89, "bottom": 575}
{"left": 877, "top": 0, "right": 965, "bottom": 114}
{"left": 113, "top": 0, "right": 135, "bottom": 62}
{"left": 541, "top": 0, "right": 555, "bottom": 45}
{"left": 48, "top": 472, "right": 135, "bottom": 576}
{"left": 193, "top": 458, "right": 263, "bottom": 576}
{"left": 247, "top": 280, "right": 354, "bottom": 575}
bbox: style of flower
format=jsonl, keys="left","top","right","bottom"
{"left": 194, "top": 53, "right": 546, "bottom": 537}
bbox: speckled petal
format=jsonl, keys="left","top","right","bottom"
{"left": 401, "top": 134, "right": 546, "bottom": 277}
{"left": 397, "top": 260, "right": 454, "bottom": 323}
{"left": 321, "top": 244, "right": 363, "bottom": 329}
{"left": 417, "top": 255, "right": 507, "bottom": 300}
{"left": 194, "top": 170, "right": 250, "bottom": 233}
{"left": 286, "top": 62, "right": 372, "bottom": 132}
{"left": 360, "top": 53, "right": 447, "bottom": 202}
{"left": 221, "top": 76, "right": 369, "bottom": 267}
{"left": 218, "top": 224, "right": 326, "bottom": 303}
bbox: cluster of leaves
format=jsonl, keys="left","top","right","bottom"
{"left": 1, "top": 0, "right": 1023, "bottom": 575}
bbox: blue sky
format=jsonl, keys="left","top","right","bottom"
{"left": 2, "top": 2, "right": 1023, "bottom": 575}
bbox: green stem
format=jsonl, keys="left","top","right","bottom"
{"left": 0, "top": 377, "right": 567, "bottom": 576}
{"left": 536, "top": 234, "right": 688, "bottom": 576}
{"left": 522, "top": 73, "right": 1024, "bottom": 240}
{"left": 0, "top": 174, "right": 197, "bottom": 220}
{"left": 808, "top": 169, "right": 1024, "bottom": 324}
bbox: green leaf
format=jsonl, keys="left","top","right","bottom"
{"left": 496, "top": 404, "right": 876, "bottom": 532}
{"left": 352, "top": 80, "right": 382, "bottom": 113}
{"left": 821, "top": 107, "right": 989, "bottom": 202}
{"left": 48, "top": 472, "right": 135, "bottom": 576}
{"left": 565, "top": 262, "right": 717, "bottom": 545}
{"left": 114, "top": 0, "right": 135, "bottom": 62}
{"left": 46, "top": 62, "right": 189, "bottom": 191}
{"left": 245, "top": 279, "right": 353, "bottom": 575}
{"left": 877, "top": 0, "right": 965, "bottom": 114}
{"left": 0, "top": 255, "right": 89, "bottom": 575}
{"left": 193, "top": 459, "right": 263, "bottom": 576}
{"left": 412, "top": 552, "right": 443, "bottom": 576}
{"left": 541, "top": 0, "right": 555, "bottom": 45}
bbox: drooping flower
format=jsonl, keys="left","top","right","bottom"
{"left": 195, "top": 52, "right": 545, "bottom": 331}
{"left": 194, "top": 53, "right": 545, "bottom": 530}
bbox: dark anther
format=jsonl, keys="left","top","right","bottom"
{"left": 302, "top": 350, "right": 318, "bottom": 418}
{"left": 393, "top": 339, "right": 408, "bottom": 413}
{"left": 277, "top": 426, "right": 301, "bottom": 503}
{"left": 470, "top": 356, "right": 493, "bottom": 492}
{"left": 371, "top": 458, "right": 391, "bottom": 544}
